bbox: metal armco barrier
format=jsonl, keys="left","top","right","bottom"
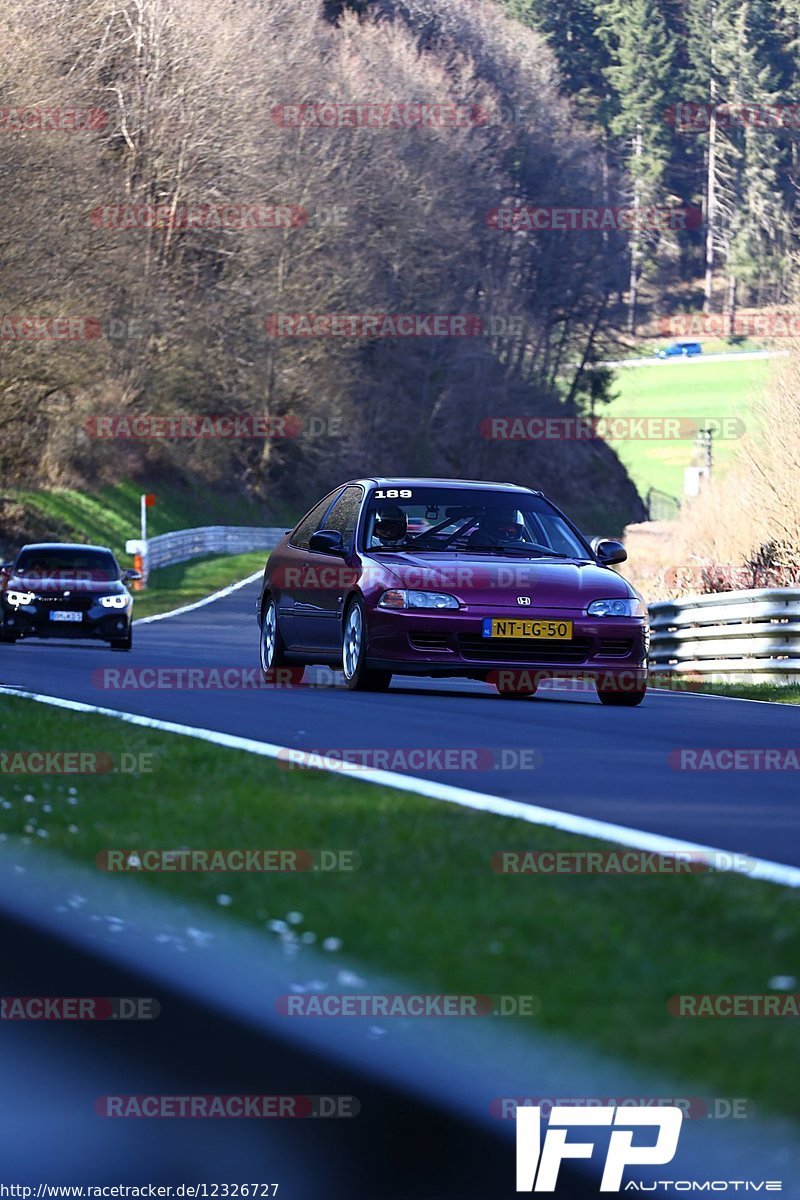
{"left": 143, "top": 525, "right": 285, "bottom": 570}
{"left": 649, "top": 588, "right": 800, "bottom": 683}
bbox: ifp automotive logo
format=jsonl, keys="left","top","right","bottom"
{"left": 516, "top": 1105, "right": 682, "bottom": 1192}
{"left": 515, "top": 1106, "right": 783, "bottom": 1192}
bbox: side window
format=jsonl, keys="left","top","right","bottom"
{"left": 321, "top": 486, "right": 363, "bottom": 547}
{"left": 289, "top": 492, "right": 339, "bottom": 550}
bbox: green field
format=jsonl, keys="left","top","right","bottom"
{"left": 0, "top": 693, "right": 798, "bottom": 1119}
{"left": 604, "top": 356, "right": 774, "bottom": 499}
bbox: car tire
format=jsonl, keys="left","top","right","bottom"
{"left": 597, "top": 683, "right": 646, "bottom": 707}
{"left": 342, "top": 597, "right": 392, "bottom": 691}
{"left": 259, "top": 597, "right": 294, "bottom": 681}
{"left": 110, "top": 631, "right": 133, "bottom": 651}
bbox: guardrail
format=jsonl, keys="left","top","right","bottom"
{"left": 126, "top": 525, "right": 285, "bottom": 576}
{"left": 649, "top": 588, "right": 800, "bottom": 683}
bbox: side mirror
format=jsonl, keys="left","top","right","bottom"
{"left": 123, "top": 569, "right": 143, "bottom": 582}
{"left": 592, "top": 538, "right": 627, "bottom": 566}
{"left": 1, "top": 563, "right": 13, "bottom": 572}
{"left": 308, "top": 529, "right": 345, "bottom": 556}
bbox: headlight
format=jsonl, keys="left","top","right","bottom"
{"left": 378, "top": 589, "right": 460, "bottom": 610}
{"left": 99, "top": 595, "right": 129, "bottom": 609}
{"left": 5, "top": 590, "right": 35, "bottom": 608}
{"left": 587, "top": 597, "right": 646, "bottom": 617}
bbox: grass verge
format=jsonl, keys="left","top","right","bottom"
{"left": 0, "top": 694, "right": 797, "bottom": 1118}
{"left": 131, "top": 552, "right": 265, "bottom": 619}
{"left": 652, "top": 678, "right": 800, "bottom": 705}
{"left": 2, "top": 481, "right": 293, "bottom": 562}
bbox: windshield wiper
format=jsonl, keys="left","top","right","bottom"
{"left": 465, "top": 544, "right": 567, "bottom": 558}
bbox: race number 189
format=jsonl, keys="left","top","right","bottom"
{"left": 374, "top": 489, "right": 412, "bottom": 499}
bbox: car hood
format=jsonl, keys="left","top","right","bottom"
{"left": 372, "top": 552, "right": 635, "bottom": 609}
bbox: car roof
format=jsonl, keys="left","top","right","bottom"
{"left": 346, "top": 478, "right": 537, "bottom": 493}
{"left": 17, "top": 543, "right": 116, "bottom": 554}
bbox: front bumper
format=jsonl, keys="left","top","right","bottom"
{"left": 1, "top": 601, "right": 131, "bottom": 641}
{"left": 366, "top": 605, "right": 648, "bottom": 679}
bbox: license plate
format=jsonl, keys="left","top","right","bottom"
{"left": 49, "top": 610, "right": 82, "bottom": 623}
{"left": 482, "top": 618, "right": 573, "bottom": 639}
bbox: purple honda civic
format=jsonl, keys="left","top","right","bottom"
{"left": 256, "top": 478, "right": 649, "bottom": 705}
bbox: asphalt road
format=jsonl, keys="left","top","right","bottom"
{"left": 1, "top": 579, "right": 798, "bottom": 867}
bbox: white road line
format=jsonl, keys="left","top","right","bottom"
{"left": 133, "top": 570, "right": 262, "bottom": 625}
{"left": 1, "top": 683, "right": 798, "bottom": 890}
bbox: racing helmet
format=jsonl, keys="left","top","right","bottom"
{"left": 483, "top": 507, "right": 524, "bottom": 542}
{"left": 374, "top": 505, "right": 408, "bottom": 544}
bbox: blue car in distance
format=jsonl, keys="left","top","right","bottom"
{"left": 656, "top": 340, "right": 703, "bottom": 359}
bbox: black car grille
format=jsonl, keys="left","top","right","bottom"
{"left": 458, "top": 635, "right": 593, "bottom": 664}
{"left": 597, "top": 638, "right": 635, "bottom": 657}
{"left": 33, "top": 593, "right": 95, "bottom": 612}
{"left": 409, "top": 633, "right": 453, "bottom": 652}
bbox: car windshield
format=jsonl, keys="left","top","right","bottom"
{"left": 13, "top": 548, "right": 120, "bottom": 584}
{"left": 364, "top": 488, "right": 590, "bottom": 558}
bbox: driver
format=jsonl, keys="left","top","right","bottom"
{"left": 466, "top": 507, "right": 528, "bottom": 548}
{"left": 373, "top": 505, "right": 408, "bottom": 548}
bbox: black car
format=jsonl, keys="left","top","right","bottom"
{"left": 0, "top": 543, "right": 139, "bottom": 650}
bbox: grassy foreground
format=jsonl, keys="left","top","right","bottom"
{"left": 0, "top": 694, "right": 798, "bottom": 1119}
